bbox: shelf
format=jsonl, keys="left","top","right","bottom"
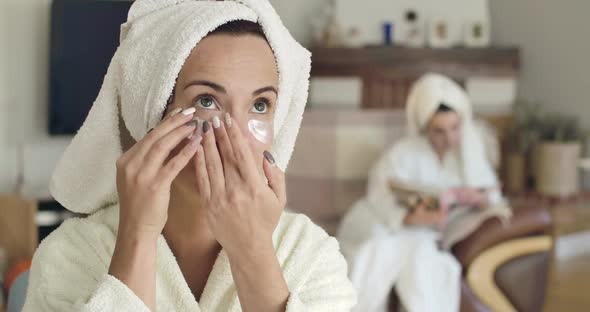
{"left": 310, "top": 46, "right": 520, "bottom": 109}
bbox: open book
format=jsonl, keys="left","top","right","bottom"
{"left": 387, "top": 179, "right": 470, "bottom": 212}
{"left": 388, "top": 179, "right": 504, "bottom": 249}
{"left": 388, "top": 179, "right": 443, "bottom": 213}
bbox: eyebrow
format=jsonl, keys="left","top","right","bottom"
{"left": 183, "top": 79, "right": 277, "bottom": 96}
{"left": 253, "top": 86, "right": 278, "bottom": 96}
{"left": 183, "top": 80, "right": 227, "bottom": 93}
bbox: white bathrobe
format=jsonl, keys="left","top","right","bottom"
{"left": 23, "top": 0, "right": 356, "bottom": 310}
{"left": 23, "top": 205, "right": 355, "bottom": 311}
{"left": 337, "top": 73, "right": 511, "bottom": 312}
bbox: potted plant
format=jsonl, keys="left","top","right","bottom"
{"left": 504, "top": 100, "right": 542, "bottom": 194}
{"left": 534, "top": 111, "right": 589, "bottom": 197}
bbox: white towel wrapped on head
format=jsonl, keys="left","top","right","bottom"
{"left": 50, "top": 0, "right": 311, "bottom": 215}
{"left": 406, "top": 72, "right": 497, "bottom": 188}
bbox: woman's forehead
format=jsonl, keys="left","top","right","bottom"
{"left": 179, "top": 34, "right": 278, "bottom": 90}
{"left": 428, "top": 111, "right": 461, "bottom": 128}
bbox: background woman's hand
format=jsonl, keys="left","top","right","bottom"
{"left": 115, "top": 107, "right": 201, "bottom": 239}
{"left": 449, "top": 187, "right": 489, "bottom": 209}
{"left": 193, "top": 113, "right": 286, "bottom": 258}
{"left": 403, "top": 201, "right": 449, "bottom": 230}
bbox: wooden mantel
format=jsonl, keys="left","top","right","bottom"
{"left": 310, "top": 46, "right": 520, "bottom": 109}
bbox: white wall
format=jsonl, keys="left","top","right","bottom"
{"left": 335, "top": 0, "right": 489, "bottom": 46}
{"left": 490, "top": 1, "right": 590, "bottom": 189}
{"left": 276, "top": 0, "right": 590, "bottom": 127}
{"left": 0, "top": 0, "right": 69, "bottom": 196}
{"left": 1, "top": 0, "right": 589, "bottom": 196}
{"left": 272, "top": 0, "right": 490, "bottom": 46}
{"left": 269, "top": 0, "right": 321, "bottom": 46}
{"left": 0, "top": 0, "right": 9, "bottom": 146}
{"left": 489, "top": 0, "right": 590, "bottom": 127}
{"left": 1, "top": 0, "right": 52, "bottom": 145}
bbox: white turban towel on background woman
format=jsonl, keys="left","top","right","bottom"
{"left": 22, "top": 0, "right": 356, "bottom": 311}
{"left": 337, "top": 73, "right": 511, "bottom": 312}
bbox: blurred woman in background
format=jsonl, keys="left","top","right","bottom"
{"left": 337, "top": 73, "right": 511, "bottom": 312}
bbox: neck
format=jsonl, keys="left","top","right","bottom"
{"left": 163, "top": 180, "right": 219, "bottom": 254}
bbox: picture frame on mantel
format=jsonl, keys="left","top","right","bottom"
{"left": 464, "top": 20, "right": 491, "bottom": 48}
{"left": 428, "top": 19, "right": 454, "bottom": 48}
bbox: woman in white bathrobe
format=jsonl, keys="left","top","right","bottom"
{"left": 23, "top": 1, "right": 355, "bottom": 311}
{"left": 337, "top": 73, "right": 511, "bottom": 312}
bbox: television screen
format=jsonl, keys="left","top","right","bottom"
{"left": 49, "top": 0, "right": 131, "bottom": 135}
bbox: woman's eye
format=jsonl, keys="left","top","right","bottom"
{"left": 252, "top": 100, "right": 268, "bottom": 114}
{"left": 195, "top": 96, "right": 218, "bottom": 110}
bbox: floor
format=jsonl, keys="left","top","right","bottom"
{"left": 543, "top": 202, "right": 590, "bottom": 312}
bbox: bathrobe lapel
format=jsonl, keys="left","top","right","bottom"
{"left": 156, "top": 236, "right": 239, "bottom": 311}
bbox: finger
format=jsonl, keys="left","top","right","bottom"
{"left": 142, "top": 120, "right": 199, "bottom": 174}
{"left": 162, "top": 107, "right": 183, "bottom": 121}
{"left": 159, "top": 136, "right": 201, "bottom": 185}
{"left": 193, "top": 144, "right": 211, "bottom": 200}
{"left": 126, "top": 119, "right": 198, "bottom": 177}
{"left": 224, "top": 113, "right": 260, "bottom": 182}
{"left": 135, "top": 107, "right": 196, "bottom": 157}
{"left": 211, "top": 115, "right": 239, "bottom": 181}
{"left": 201, "top": 120, "right": 225, "bottom": 195}
{"left": 262, "top": 151, "right": 286, "bottom": 205}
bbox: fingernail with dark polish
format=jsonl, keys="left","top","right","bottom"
{"left": 202, "top": 121, "right": 210, "bottom": 133}
{"left": 185, "top": 120, "right": 198, "bottom": 127}
{"left": 263, "top": 150, "right": 275, "bottom": 166}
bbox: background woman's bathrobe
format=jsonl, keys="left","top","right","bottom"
{"left": 337, "top": 73, "right": 511, "bottom": 312}
{"left": 23, "top": 0, "right": 355, "bottom": 310}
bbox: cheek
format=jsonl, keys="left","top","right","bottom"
{"left": 245, "top": 119, "right": 273, "bottom": 166}
{"left": 427, "top": 131, "right": 442, "bottom": 147}
{"left": 449, "top": 129, "right": 461, "bottom": 145}
{"left": 249, "top": 139, "right": 271, "bottom": 167}
{"left": 194, "top": 108, "right": 222, "bottom": 121}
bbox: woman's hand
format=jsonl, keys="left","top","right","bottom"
{"left": 449, "top": 187, "right": 489, "bottom": 209}
{"left": 403, "top": 202, "right": 449, "bottom": 231}
{"left": 194, "top": 114, "right": 286, "bottom": 258}
{"left": 115, "top": 107, "right": 201, "bottom": 239}
{"left": 194, "top": 113, "right": 289, "bottom": 312}
{"left": 110, "top": 107, "right": 201, "bottom": 310}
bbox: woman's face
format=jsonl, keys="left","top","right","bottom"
{"left": 425, "top": 110, "right": 462, "bottom": 155}
{"left": 164, "top": 33, "right": 279, "bottom": 185}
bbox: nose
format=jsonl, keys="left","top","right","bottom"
{"left": 225, "top": 111, "right": 250, "bottom": 137}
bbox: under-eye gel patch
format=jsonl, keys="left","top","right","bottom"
{"left": 248, "top": 119, "right": 272, "bottom": 144}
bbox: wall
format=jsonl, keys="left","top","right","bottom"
{"left": 276, "top": 0, "right": 590, "bottom": 126}
{"left": 1, "top": 0, "right": 589, "bottom": 196}
{"left": 1, "top": 0, "right": 52, "bottom": 145}
{"left": 489, "top": 0, "right": 590, "bottom": 190}
{"left": 0, "top": 0, "right": 72, "bottom": 196}
{"left": 489, "top": 0, "right": 590, "bottom": 126}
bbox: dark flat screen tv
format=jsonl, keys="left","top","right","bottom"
{"left": 49, "top": 0, "right": 132, "bottom": 135}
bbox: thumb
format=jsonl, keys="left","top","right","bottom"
{"left": 263, "top": 151, "right": 286, "bottom": 206}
